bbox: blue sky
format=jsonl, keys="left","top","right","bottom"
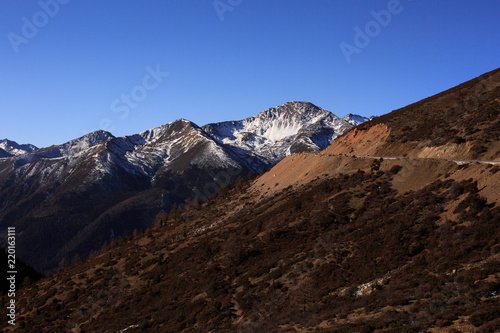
{"left": 1, "top": 1, "right": 499, "bottom": 148}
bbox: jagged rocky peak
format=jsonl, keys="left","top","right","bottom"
{"left": 82, "top": 129, "right": 115, "bottom": 143}
{"left": 139, "top": 119, "right": 200, "bottom": 143}
{"left": 22, "top": 130, "right": 115, "bottom": 162}
{"left": 283, "top": 101, "right": 324, "bottom": 113}
{"left": 257, "top": 101, "right": 329, "bottom": 120}
{"left": 201, "top": 101, "right": 360, "bottom": 167}
{"left": 252, "top": 102, "right": 337, "bottom": 142}
{"left": 203, "top": 101, "right": 338, "bottom": 143}
{"left": 52, "top": 130, "right": 115, "bottom": 156}
{"left": 0, "top": 138, "right": 38, "bottom": 156}
{"left": 343, "top": 113, "right": 371, "bottom": 126}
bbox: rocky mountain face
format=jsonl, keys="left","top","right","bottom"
{"left": 343, "top": 113, "right": 371, "bottom": 126}
{"left": 3, "top": 69, "right": 499, "bottom": 332}
{"left": 0, "top": 139, "right": 38, "bottom": 157}
{"left": 0, "top": 149, "right": 10, "bottom": 158}
{"left": 203, "top": 101, "right": 352, "bottom": 167}
{"left": 0, "top": 102, "right": 363, "bottom": 272}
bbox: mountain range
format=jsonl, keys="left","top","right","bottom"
{"left": 2, "top": 68, "right": 498, "bottom": 332}
{"left": 0, "top": 102, "right": 368, "bottom": 272}
{"left": 0, "top": 139, "right": 38, "bottom": 158}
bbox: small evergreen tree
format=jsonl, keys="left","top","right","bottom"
{"left": 58, "top": 257, "right": 68, "bottom": 272}
{"left": 71, "top": 253, "right": 81, "bottom": 266}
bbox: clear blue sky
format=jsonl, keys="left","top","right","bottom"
{"left": 1, "top": 1, "right": 499, "bottom": 148}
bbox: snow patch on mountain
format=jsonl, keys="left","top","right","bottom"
{"left": 202, "top": 101, "right": 358, "bottom": 166}
{"left": 0, "top": 139, "right": 38, "bottom": 156}
{"left": 12, "top": 130, "right": 114, "bottom": 169}
{"left": 343, "top": 114, "right": 371, "bottom": 127}
{"left": 55, "top": 130, "right": 115, "bottom": 157}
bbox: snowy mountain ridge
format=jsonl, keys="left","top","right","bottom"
{"left": 1, "top": 102, "right": 370, "bottom": 190}
{"left": 0, "top": 139, "right": 38, "bottom": 157}
{"left": 343, "top": 114, "right": 372, "bottom": 126}
{"left": 202, "top": 101, "right": 356, "bottom": 165}
{"left": 0, "top": 101, "right": 369, "bottom": 272}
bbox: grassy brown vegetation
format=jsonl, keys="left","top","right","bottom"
{"left": 328, "top": 68, "right": 500, "bottom": 161}
{"left": 2, "top": 161, "right": 498, "bottom": 332}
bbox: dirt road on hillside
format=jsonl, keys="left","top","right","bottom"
{"left": 338, "top": 154, "right": 500, "bottom": 165}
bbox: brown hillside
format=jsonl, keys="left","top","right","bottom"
{"left": 4, "top": 163, "right": 499, "bottom": 332}
{"left": 327, "top": 67, "right": 500, "bottom": 161}
{"left": 252, "top": 153, "right": 500, "bottom": 205}
{"left": 253, "top": 67, "right": 500, "bottom": 202}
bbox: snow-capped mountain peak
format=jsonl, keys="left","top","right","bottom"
{"left": 343, "top": 114, "right": 371, "bottom": 126}
{"left": 34, "top": 130, "right": 114, "bottom": 157}
{"left": 8, "top": 130, "right": 114, "bottom": 168}
{"left": 202, "top": 101, "right": 357, "bottom": 167}
{"left": 250, "top": 102, "right": 331, "bottom": 141}
{"left": 138, "top": 119, "right": 199, "bottom": 144}
{"left": 1, "top": 102, "right": 368, "bottom": 176}
{"left": 0, "top": 139, "right": 38, "bottom": 156}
